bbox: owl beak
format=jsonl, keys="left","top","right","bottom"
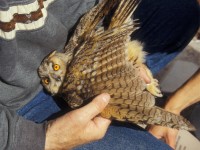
{"left": 50, "top": 88, "right": 59, "bottom": 96}
{"left": 51, "top": 74, "right": 61, "bottom": 82}
{"left": 51, "top": 92, "right": 56, "bottom": 96}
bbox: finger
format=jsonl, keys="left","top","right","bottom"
{"left": 148, "top": 126, "right": 163, "bottom": 139}
{"left": 92, "top": 116, "right": 111, "bottom": 139}
{"left": 148, "top": 129, "right": 162, "bottom": 139}
{"left": 76, "top": 93, "right": 110, "bottom": 122}
{"left": 166, "top": 132, "right": 177, "bottom": 149}
{"left": 93, "top": 116, "right": 111, "bottom": 130}
{"left": 139, "top": 66, "right": 151, "bottom": 84}
{"left": 167, "top": 139, "right": 176, "bottom": 149}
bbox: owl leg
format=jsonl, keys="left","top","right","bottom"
{"left": 142, "top": 64, "right": 163, "bottom": 97}
{"left": 127, "top": 40, "right": 145, "bottom": 63}
{"left": 127, "top": 41, "right": 162, "bottom": 97}
{"left": 101, "top": 104, "right": 126, "bottom": 121}
{"left": 67, "top": 92, "right": 84, "bottom": 108}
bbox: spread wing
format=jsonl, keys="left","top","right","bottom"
{"left": 63, "top": 26, "right": 194, "bottom": 130}
{"left": 63, "top": 0, "right": 119, "bottom": 54}
{"left": 61, "top": 0, "right": 195, "bottom": 131}
{"left": 62, "top": 0, "right": 151, "bottom": 107}
{"left": 65, "top": 19, "right": 155, "bottom": 106}
{"left": 63, "top": 0, "right": 152, "bottom": 106}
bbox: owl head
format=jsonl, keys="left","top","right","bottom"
{"left": 38, "top": 51, "right": 72, "bottom": 95}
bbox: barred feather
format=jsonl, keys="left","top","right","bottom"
{"left": 58, "top": 0, "right": 195, "bottom": 131}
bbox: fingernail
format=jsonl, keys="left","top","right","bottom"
{"left": 102, "top": 93, "right": 110, "bottom": 103}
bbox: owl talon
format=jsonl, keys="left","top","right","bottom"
{"left": 154, "top": 79, "right": 159, "bottom": 84}
{"left": 146, "top": 81, "right": 163, "bottom": 97}
{"left": 140, "top": 65, "right": 162, "bottom": 97}
{"left": 67, "top": 93, "right": 84, "bottom": 108}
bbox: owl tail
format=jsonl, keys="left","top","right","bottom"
{"left": 101, "top": 104, "right": 195, "bottom": 131}
{"left": 137, "top": 106, "right": 195, "bottom": 131}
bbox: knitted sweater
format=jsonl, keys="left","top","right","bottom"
{"left": 0, "top": 0, "right": 96, "bottom": 149}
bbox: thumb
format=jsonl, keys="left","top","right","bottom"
{"left": 92, "top": 116, "right": 111, "bottom": 139}
{"left": 78, "top": 93, "right": 110, "bottom": 121}
{"left": 166, "top": 131, "right": 178, "bottom": 149}
{"left": 148, "top": 129, "right": 162, "bottom": 139}
{"left": 139, "top": 65, "right": 151, "bottom": 84}
{"left": 167, "top": 138, "right": 176, "bottom": 149}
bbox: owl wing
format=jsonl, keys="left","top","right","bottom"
{"left": 68, "top": 21, "right": 153, "bottom": 106}
{"left": 62, "top": 0, "right": 194, "bottom": 130}
{"left": 64, "top": 0, "right": 150, "bottom": 107}
{"left": 64, "top": 0, "right": 118, "bottom": 54}
{"left": 65, "top": 28, "right": 194, "bottom": 130}
{"left": 63, "top": 0, "right": 151, "bottom": 107}
{"left": 108, "top": 0, "right": 140, "bottom": 29}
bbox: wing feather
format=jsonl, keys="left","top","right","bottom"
{"left": 65, "top": 0, "right": 145, "bottom": 104}
{"left": 61, "top": 0, "right": 195, "bottom": 131}
{"left": 64, "top": 0, "right": 118, "bottom": 54}
{"left": 109, "top": 0, "right": 140, "bottom": 28}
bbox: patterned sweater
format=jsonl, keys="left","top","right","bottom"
{"left": 0, "top": 0, "right": 96, "bottom": 149}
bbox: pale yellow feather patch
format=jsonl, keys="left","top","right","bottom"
{"left": 127, "top": 40, "right": 146, "bottom": 64}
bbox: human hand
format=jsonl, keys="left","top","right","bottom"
{"left": 45, "top": 93, "right": 111, "bottom": 150}
{"left": 148, "top": 125, "right": 178, "bottom": 149}
{"left": 139, "top": 65, "right": 151, "bottom": 84}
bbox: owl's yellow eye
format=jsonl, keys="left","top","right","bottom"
{"left": 53, "top": 64, "right": 60, "bottom": 71}
{"left": 43, "top": 78, "right": 50, "bottom": 84}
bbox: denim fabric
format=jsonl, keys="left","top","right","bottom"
{"left": 75, "top": 122, "right": 172, "bottom": 150}
{"left": 17, "top": 90, "right": 61, "bottom": 123}
{"left": 146, "top": 51, "right": 181, "bottom": 75}
{"left": 17, "top": 0, "right": 199, "bottom": 149}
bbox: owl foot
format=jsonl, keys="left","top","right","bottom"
{"left": 146, "top": 79, "right": 163, "bottom": 97}
{"left": 67, "top": 93, "right": 83, "bottom": 108}
{"left": 140, "top": 64, "right": 163, "bottom": 97}
{"left": 101, "top": 105, "right": 124, "bottom": 120}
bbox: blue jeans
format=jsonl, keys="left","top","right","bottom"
{"left": 18, "top": 0, "right": 200, "bottom": 149}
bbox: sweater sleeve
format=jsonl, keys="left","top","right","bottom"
{"left": 0, "top": 0, "right": 98, "bottom": 149}
{"left": 0, "top": 105, "right": 46, "bottom": 150}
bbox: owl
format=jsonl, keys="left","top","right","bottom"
{"left": 38, "top": 0, "right": 195, "bottom": 131}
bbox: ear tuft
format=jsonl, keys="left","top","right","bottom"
{"left": 49, "top": 50, "right": 57, "bottom": 58}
